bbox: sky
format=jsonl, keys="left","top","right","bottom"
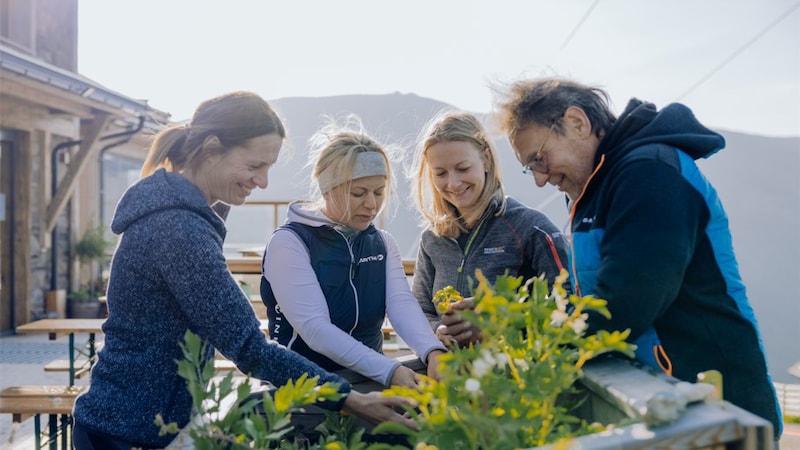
{"left": 77, "top": 0, "right": 800, "bottom": 138}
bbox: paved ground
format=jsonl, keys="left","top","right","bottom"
{"left": 1, "top": 331, "right": 798, "bottom": 449}
{"left": 0, "top": 332, "right": 93, "bottom": 449}
{"left": 783, "top": 423, "right": 800, "bottom": 450}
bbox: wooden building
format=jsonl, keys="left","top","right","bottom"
{"left": 0, "top": 0, "right": 169, "bottom": 332}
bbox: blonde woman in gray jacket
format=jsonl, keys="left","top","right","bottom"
{"left": 411, "top": 111, "right": 569, "bottom": 347}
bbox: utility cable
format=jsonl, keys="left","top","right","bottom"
{"left": 676, "top": 1, "right": 800, "bottom": 101}
{"left": 560, "top": 0, "right": 601, "bottom": 51}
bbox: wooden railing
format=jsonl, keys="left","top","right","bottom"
{"left": 226, "top": 199, "right": 407, "bottom": 273}
{"left": 227, "top": 257, "right": 415, "bottom": 277}
{"left": 238, "top": 200, "right": 291, "bottom": 231}
{"left": 775, "top": 382, "right": 800, "bottom": 418}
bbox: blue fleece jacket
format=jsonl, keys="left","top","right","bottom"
{"left": 72, "top": 169, "right": 349, "bottom": 448}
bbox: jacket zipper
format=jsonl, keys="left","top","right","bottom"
{"left": 333, "top": 228, "right": 359, "bottom": 335}
{"left": 568, "top": 154, "right": 606, "bottom": 297}
{"left": 456, "top": 215, "right": 488, "bottom": 290}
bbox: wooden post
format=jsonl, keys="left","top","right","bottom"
{"left": 45, "top": 290, "right": 66, "bottom": 318}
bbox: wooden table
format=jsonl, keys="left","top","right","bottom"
{"left": 16, "top": 319, "right": 105, "bottom": 386}
{"left": 226, "top": 256, "right": 263, "bottom": 275}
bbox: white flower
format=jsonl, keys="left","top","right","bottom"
{"left": 472, "top": 359, "right": 489, "bottom": 378}
{"left": 495, "top": 353, "right": 508, "bottom": 367}
{"left": 465, "top": 378, "right": 481, "bottom": 393}
{"left": 569, "top": 313, "right": 589, "bottom": 334}
{"left": 569, "top": 317, "right": 587, "bottom": 334}
{"left": 514, "top": 358, "right": 530, "bottom": 371}
{"left": 554, "top": 295, "right": 569, "bottom": 312}
{"left": 550, "top": 310, "right": 569, "bottom": 327}
{"left": 480, "top": 349, "right": 496, "bottom": 366}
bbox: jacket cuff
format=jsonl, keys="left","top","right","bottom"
{"left": 317, "top": 380, "right": 351, "bottom": 411}
{"left": 383, "top": 360, "right": 403, "bottom": 386}
{"left": 422, "top": 346, "right": 447, "bottom": 366}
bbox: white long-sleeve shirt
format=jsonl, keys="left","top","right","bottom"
{"left": 263, "top": 204, "right": 445, "bottom": 386}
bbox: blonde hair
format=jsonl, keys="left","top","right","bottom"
{"left": 141, "top": 91, "right": 285, "bottom": 178}
{"left": 307, "top": 116, "right": 397, "bottom": 224}
{"left": 412, "top": 110, "right": 505, "bottom": 238}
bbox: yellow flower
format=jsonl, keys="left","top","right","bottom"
{"left": 415, "top": 443, "right": 439, "bottom": 450}
{"left": 433, "top": 286, "right": 462, "bottom": 314}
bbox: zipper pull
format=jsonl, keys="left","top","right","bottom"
{"left": 457, "top": 258, "right": 465, "bottom": 273}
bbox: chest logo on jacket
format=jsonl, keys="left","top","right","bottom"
{"left": 483, "top": 247, "right": 506, "bottom": 255}
{"left": 358, "top": 254, "right": 385, "bottom": 264}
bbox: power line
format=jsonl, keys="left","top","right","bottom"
{"left": 560, "top": 0, "right": 601, "bottom": 51}
{"left": 676, "top": 1, "right": 800, "bottom": 101}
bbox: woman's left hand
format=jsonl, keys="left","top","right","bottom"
{"left": 390, "top": 365, "right": 421, "bottom": 389}
{"left": 425, "top": 349, "right": 446, "bottom": 381}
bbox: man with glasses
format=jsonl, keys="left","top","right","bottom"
{"left": 494, "top": 77, "right": 782, "bottom": 444}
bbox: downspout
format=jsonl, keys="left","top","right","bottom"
{"left": 98, "top": 116, "right": 145, "bottom": 224}
{"left": 8, "top": 144, "right": 16, "bottom": 329}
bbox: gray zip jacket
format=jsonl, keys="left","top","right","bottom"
{"left": 413, "top": 196, "right": 569, "bottom": 330}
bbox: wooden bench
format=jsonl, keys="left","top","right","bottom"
{"left": 0, "top": 385, "right": 87, "bottom": 449}
{"left": 42, "top": 341, "right": 103, "bottom": 380}
{"left": 43, "top": 359, "right": 93, "bottom": 379}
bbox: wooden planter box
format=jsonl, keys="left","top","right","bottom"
{"left": 541, "top": 357, "right": 774, "bottom": 449}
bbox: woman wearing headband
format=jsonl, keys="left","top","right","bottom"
{"left": 261, "top": 118, "right": 446, "bottom": 389}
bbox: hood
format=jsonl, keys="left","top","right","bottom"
{"left": 597, "top": 98, "right": 725, "bottom": 166}
{"left": 286, "top": 201, "right": 336, "bottom": 228}
{"left": 111, "top": 169, "right": 225, "bottom": 237}
{"left": 285, "top": 201, "right": 375, "bottom": 239}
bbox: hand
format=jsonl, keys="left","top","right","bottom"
{"left": 425, "top": 349, "right": 445, "bottom": 381}
{"left": 342, "top": 391, "right": 418, "bottom": 430}
{"left": 436, "top": 298, "right": 482, "bottom": 347}
{"left": 390, "top": 365, "right": 420, "bottom": 389}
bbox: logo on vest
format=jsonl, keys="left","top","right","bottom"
{"left": 358, "top": 254, "right": 385, "bottom": 264}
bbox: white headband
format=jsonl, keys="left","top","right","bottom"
{"left": 318, "top": 151, "right": 387, "bottom": 194}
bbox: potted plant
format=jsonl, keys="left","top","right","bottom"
{"left": 68, "top": 223, "right": 112, "bottom": 318}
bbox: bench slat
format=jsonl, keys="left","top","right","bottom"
{"left": 0, "top": 397, "right": 78, "bottom": 415}
{"left": 0, "top": 385, "right": 87, "bottom": 422}
{"left": 43, "top": 359, "right": 92, "bottom": 378}
{"left": 0, "top": 385, "right": 85, "bottom": 397}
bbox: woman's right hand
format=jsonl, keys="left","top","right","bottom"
{"left": 389, "top": 365, "right": 420, "bottom": 389}
{"left": 342, "top": 391, "right": 418, "bottom": 429}
{"left": 436, "top": 298, "right": 482, "bottom": 347}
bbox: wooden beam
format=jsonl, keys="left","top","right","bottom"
{"left": 0, "top": 76, "right": 94, "bottom": 118}
{"left": 0, "top": 95, "right": 81, "bottom": 138}
{"left": 13, "top": 133, "right": 33, "bottom": 326}
{"left": 44, "top": 112, "right": 111, "bottom": 234}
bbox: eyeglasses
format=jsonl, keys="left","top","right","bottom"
{"left": 522, "top": 125, "right": 555, "bottom": 175}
